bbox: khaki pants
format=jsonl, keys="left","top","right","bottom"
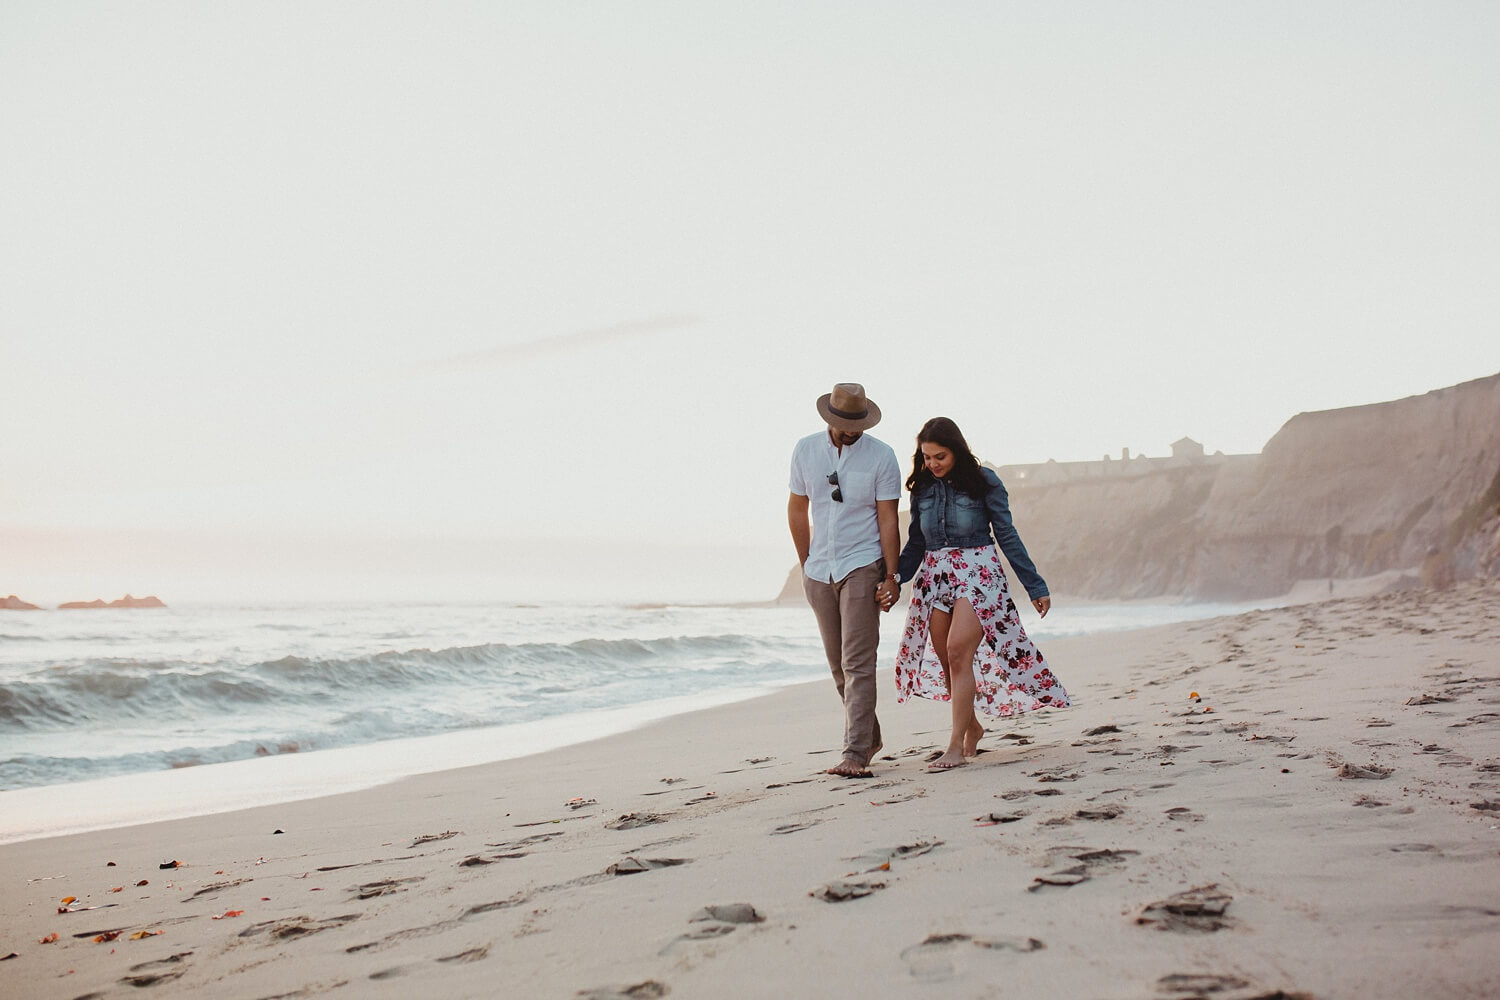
{"left": 803, "top": 558, "right": 884, "bottom": 767}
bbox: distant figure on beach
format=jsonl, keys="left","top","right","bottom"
{"left": 894, "top": 417, "right": 1070, "bottom": 771}
{"left": 788, "top": 383, "right": 903, "bottom": 779}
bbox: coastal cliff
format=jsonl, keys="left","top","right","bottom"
{"left": 1006, "top": 373, "right": 1500, "bottom": 600}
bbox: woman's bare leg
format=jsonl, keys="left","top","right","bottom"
{"left": 962, "top": 717, "right": 986, "bottom": 757}
{"left": 928, "top": 606, "right": 953, "bottom": 689}
{"left": 930, "top": 599, "right": 982, "bottom": 770}
{"left": 928, "top": 606, "right": 984, "bottom": 759}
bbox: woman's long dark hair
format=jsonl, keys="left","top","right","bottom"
{"left": 906, "top": 417, "right": 988, "bottom": 499}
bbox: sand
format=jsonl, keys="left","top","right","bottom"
{"left": 3, "top": 580, "right": 1498, "bottom": 999}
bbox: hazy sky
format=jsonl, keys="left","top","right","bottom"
{"left": 3, "top": 2, "right": 1498, "bottom": 603}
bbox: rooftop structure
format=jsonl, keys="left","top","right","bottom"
{"left": 991, "top": 437, "right": 1257, "bottom": 487}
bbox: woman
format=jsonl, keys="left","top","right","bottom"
{"left": 893, "top": 417, "right": 1069, "bottom": 770}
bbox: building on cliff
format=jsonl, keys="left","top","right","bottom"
{"left": 991, "top": 437, "right": 1256, "bottom": 487}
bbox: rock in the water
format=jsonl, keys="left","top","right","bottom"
{"left": 59, "top": 594, "right": 167, "bottom": 609}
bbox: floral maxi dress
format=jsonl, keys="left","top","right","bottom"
{"left": 894, "top": 545, "right": 1070, "bottom": 717}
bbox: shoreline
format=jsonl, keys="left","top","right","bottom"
{"left": 2, "top": 580, "right": 1497, "bottom": 997}
{"left": 0, "top": 682, "right": 813, "bottom": 847}
{"left": 2, "top": 590, "right": 1311, "bottom": 842}
{"left": 0, "top": 575, "right": 1429, "bottom": 845}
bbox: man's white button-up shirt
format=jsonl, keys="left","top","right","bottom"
{"left": 789, "top": 430, "right": 902, "bottom": 584}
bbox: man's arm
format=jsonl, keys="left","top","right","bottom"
{"left": 875, "top": 498, "right": 899, "bottom": 609}
{"left": 788, "top": 492, "right": 811, "bottom": 567}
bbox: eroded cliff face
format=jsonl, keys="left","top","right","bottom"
{"left": 1007, "top": 373, "right": 1500, "bottom": 600}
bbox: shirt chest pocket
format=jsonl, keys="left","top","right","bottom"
{"left": 951, "top": 492, "right": 986, "bottom": 532}
{"left": 838, "top": 470, "right": 876, "bottom": 506}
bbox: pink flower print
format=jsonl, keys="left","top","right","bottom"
{"left": 892, "top": 544, "right": 1069, "bottom": 718}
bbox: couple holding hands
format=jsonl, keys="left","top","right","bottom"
{"left": 788, "top": 383, "right": 1070, "bottom": 777}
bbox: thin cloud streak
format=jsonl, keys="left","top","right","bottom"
{"left": 414, "top": 315, "right": 701, "bottom": 373}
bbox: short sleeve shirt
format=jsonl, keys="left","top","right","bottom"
{"left": 789, "top": 430, "right": 903, "bottom": 584}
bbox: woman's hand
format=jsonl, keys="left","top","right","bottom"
{"left": 1032, "top": 596, "right": 1051, "bottom": 618}
{"left": 876, "top": 578, "right": 899, "bottom": 611}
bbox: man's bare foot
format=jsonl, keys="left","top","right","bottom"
{"left": 828, "top": 758, "right": 873, "bottom": 778}
{"left": 927, "top": 750, "right": 968, "bottom": 771}
{"left": 962, "top": 721, "right": 985, "bottom": 758}
{"left": 870, "top": 742, "right": 884, "bottom": 761}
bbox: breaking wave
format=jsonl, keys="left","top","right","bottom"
{"left": 0, "top": 630, "right": 818, "bottom": 788}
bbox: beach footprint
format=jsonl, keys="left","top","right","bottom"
{"left": 900, "top": 933, "right": 973, "bottom": 982}
{"left": 239, "top": 913, "right": 360, "bottom": 941}
{"left": 845, "top": 840, "right": 943, "bottom": 870}
{"left": 810, "top": 878, "right": 886, "bottom": 902}
{"left": 369, "top": 964, "right": 414, "bottom": 980}
{"left": 1155, "top": 972, "right": 1314, "bottom": 999}
{"left": 1028, "top": 847, "right": 1138, "bottom": 892}
{"left": 606, "top": 812, "right": 667, "bottom": 831}
{"left": 770, "top": 820, "right": 823, "bottom": 835}
{"left": 659, "top": 903, "right": 765, "bottom": 954}
{"left": 606, "top": 857, "right": 690, "bottom": 875}
{"left": 1135, "top": 884, "right": 1234, "bottom": 933}
{"left": 576, "top": 980, "right": 670, "bottom": 999}
{"left": 356, "top": 876, "right": 422, "bottom": 899}
{"left": 1028, "top": 866, "right": 1089, "bottom": 891}
{"left": 118, "top": 951, "right": 193, "bottom": 988}
{"left": 901, "top": 932, "right": 1045, "bottom": 982}
{"left": 1164, "top": 806, "right": 1204, "bottom": 824}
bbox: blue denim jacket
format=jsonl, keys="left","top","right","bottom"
{"left": 897, "top": 468, "right": 1049, "bottom": 599}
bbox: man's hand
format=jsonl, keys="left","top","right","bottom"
{"left": 787, "top": 493, "right": 811, "bottom": 567}
{"left": 875, "top": 578, "right": 899, "bottom": 612}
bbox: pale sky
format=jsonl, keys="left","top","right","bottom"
{"left": 3, "top": 2, "right": 1498, "bottom": 603}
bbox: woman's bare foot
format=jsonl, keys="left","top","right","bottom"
{"left": 962, "top": 720, "right": 985, "bottom": 758}
{"left": 927, "top": 749, "right": 968, "bottom": 771}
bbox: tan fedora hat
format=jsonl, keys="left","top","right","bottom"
{"left": 816, "top": 382, "right": 882, "bottom": 432}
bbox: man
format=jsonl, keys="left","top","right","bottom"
{"left": 788, "top": 382, "right": 902, "bottom": 778}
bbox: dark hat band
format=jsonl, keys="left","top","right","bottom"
{"left": 827, "top": 403, "right": 869, "bottom": 421}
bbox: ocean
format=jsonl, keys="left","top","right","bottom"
{"left": 0, "top": 596, "right": 1274, "bottom": 841}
